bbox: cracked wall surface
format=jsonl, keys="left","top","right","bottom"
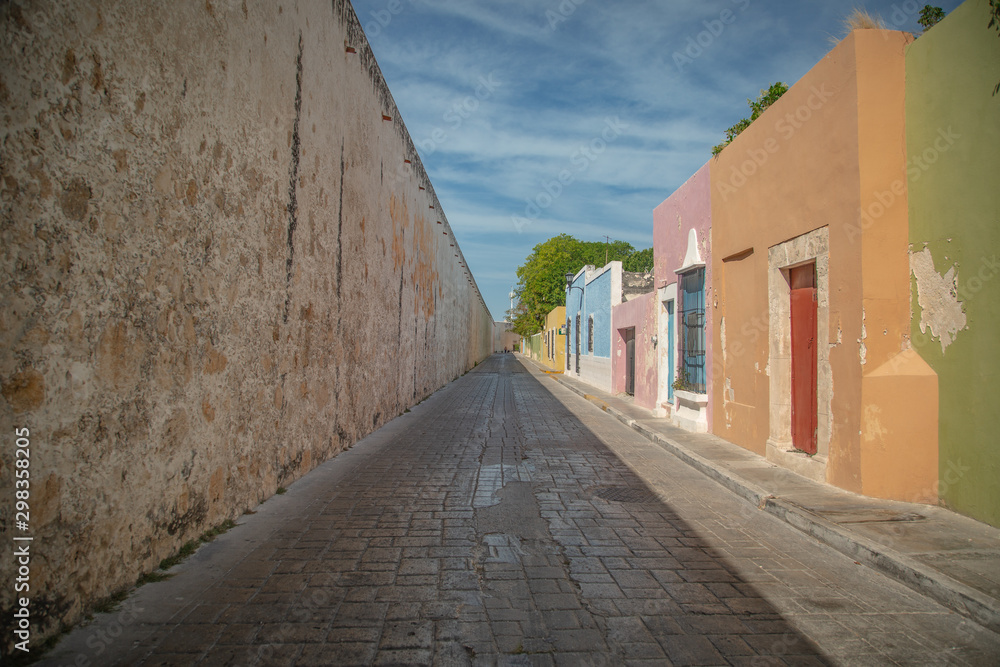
{"left": 0, "top": 0, "right": 492, "bottom": 649}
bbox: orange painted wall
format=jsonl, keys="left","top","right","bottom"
{"left": 711, "top": 30, "right": 865, "bottom": 468}
{"left": 710, "top": 30, "right": 935, "bottom": 501}
{"left": 855, "top": 30, "right": 938, "bottom": 503}
{"left": 861, "top": 350, "right": 938, "bottom": 504}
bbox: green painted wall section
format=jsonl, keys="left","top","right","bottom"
{"left": 527, "top": 332, "right": 543, "bottom": 360}
{"left": 906, "top": 0, "right": 1000, "bottom": 527}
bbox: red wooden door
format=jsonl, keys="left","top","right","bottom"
{"left": 790, "top": 265, "right": 818, "bottom": 455}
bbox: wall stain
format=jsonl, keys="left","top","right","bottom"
{"left": 282, "top": 33, "right": 304, "bottom": 323}
{"left": 336, "top": 141, "right": 345, "bottom": 312}
{"left": 397, "top": 269, "right": 404, "bottom": 354}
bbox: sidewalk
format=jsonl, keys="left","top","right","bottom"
{"left": 520, "top": 355, "right": 1000, "bottom": 635}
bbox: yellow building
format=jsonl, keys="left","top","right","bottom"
{"left": 540, "top": 307, "right": 567, "bottom": 372}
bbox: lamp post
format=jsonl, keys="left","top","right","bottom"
{"left": 565, "top": 273, "right": 584, "bottom": 295}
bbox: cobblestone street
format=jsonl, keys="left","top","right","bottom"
{"left": 44, "top": 354, "right": 1000, "bottom": 666}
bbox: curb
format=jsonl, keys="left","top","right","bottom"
{"left": 547, "top": 371, "right": 1000, "bottom": 635}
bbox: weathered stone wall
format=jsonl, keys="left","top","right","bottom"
{"left": 621, "top": 272, "right": 653, "bottom": 302}
{"left": 0, "top": 0, "right": 492, "bottom": 648}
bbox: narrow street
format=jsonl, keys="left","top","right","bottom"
{"left": 44, "top": 354, "right": 1000, "bottom": 666}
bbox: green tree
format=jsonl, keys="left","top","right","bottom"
{"left": 918, "top": 5, "right": 945, "bottom": 32}
{"left": 509, "top": 235, "right": 651, "bottom": 337}
{"left": 711, "top": 82, "right": 789, "bottom": 156}
{"left": 623, "top": 247, "right": 653, "bottom": 272}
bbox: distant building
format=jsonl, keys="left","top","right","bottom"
{"left": 611, "top": 275, "right": 656, "bottom": 409}
{"left": 494, "top": 321, "right": 520, "bottom": 352}
{"left": 565, "top": 262, "right": 622, "bottom": 393}
{"left": 525, "top": 306, "right": 566, "bottom": 372}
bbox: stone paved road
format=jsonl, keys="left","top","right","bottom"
{"left": 43, "top": 355, "right": 1000, "bottom": 666}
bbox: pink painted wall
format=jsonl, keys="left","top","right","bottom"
{"left": 611, "top": 292, "right": 657, "bottom": 411}
{"left": 653, "top": 162, "right": 713, "bottom": 426}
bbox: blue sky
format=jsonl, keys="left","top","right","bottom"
{"left": 348, "top": 0, "right": 961, "bottom": 322}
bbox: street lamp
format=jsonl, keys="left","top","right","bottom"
{"left": 565, "top": 273, "right": 583, "bottom": 294}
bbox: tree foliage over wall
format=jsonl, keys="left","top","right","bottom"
{"left": 623, "top": 247, "right": 654, "bottom": 273}
{"left": 507, "top": 234, "right": 652, "bottom": 337}
{"left": 918, "top": 5, "right": 945, "bottom": 31}
{"left": 711, "top": 82, "right": 789, "bottom": 156}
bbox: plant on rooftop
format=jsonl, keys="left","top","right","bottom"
{"left": 918, "top": 5, "right": 945, "bottom": 31}
{"left": 711, "top": 82, "right": 788, "bottom": 156}
{"left": 828, "top": 7, "right": 888, "bottom": 46}
{"left": 844, "top": 7, "right": 887, "bottom": 30}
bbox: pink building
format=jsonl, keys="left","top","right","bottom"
{"left": 611, "top": 280, "right": 657, "bottom": 410}
{"left": 652, "top": 163, "right": 713, "bottom": 431}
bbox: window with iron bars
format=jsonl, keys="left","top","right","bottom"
{"left": 587, "top": 315, "right": 595, "bottom": 353}
{"left": 679, "top": 267, "right": 706, "bottom": 393}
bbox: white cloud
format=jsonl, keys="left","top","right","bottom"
{"left": 351, "top": 0, "right": 964, "bottom": 320}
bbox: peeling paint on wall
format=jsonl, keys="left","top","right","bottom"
{"left": 862, "top": 403, "right": 888, "bottom": 443}
{"left": 859, "top": 307, "right": 867, "bottom": 365}
{"left": 910, "top": 247, "right": 967, "bottom": 352}
{"left": 719, "top": 316, "right": 727, "bottom": 364}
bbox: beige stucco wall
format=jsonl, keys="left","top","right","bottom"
{"left": 0, "top": 0, "right": 491, "bottom": 645}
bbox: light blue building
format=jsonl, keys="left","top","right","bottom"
{"left": 565, "top": 262, "right": 624, "bottom": 393}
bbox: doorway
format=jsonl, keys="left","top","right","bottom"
{"left": 623, "top": 327, "right": 636, "bottom": 396}
{"left": 790, "top": 263, "right": 817, "bottom": 455}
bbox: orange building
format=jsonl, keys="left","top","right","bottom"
{"left": 710, "top": 30, "right": 937, "bottom": 502}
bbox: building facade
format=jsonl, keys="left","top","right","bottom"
{"left": 543, "top": 306, "right": 567, "bottom": 372}
{"left": 709, "top": 28, "right": 939, "bottom": 503}
{"left": 905, "top": 0, "right": 1000, "bottom": 527}
{"left": 611, "top": 290, "right": 657, "bottom": 410}
{"left": 653, "top": 164, "right": 713, "bottom": 430}
{"left": 566, "top": 262, "right": 623, "bottom": 393}
{"left": 524, "top": 306, "right": 566, "bottom": 372}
